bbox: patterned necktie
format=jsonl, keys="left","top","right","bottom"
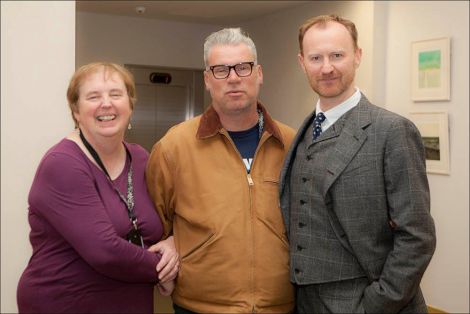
{"left": 312, "top": 112, "right": 326, "bottom": 141}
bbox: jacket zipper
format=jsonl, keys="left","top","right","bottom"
{"left": 247, "top": 171, "right": 255, "bottom": 313}
{"left": 247, "top": 173, "right": 254, "bottom": 186}
{"left": 222, "top": 129, "right": 269, "bottom": 313}
{"left": 247, "top": 134, "right": 269, "bottom": 314}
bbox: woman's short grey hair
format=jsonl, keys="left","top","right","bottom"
{"left": 203, "top": 28, "right": 258, "bottom": 67}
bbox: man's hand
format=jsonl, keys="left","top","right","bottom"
{"left": 148, "top": 236, "right": 180, "bottom": 283}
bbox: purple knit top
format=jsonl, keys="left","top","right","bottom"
{"left": 17, "top": 139, "right": 163, "bottom": 313}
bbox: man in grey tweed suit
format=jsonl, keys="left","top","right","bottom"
{"left": 279, "top": 15, "right": 436, "bottom": 313}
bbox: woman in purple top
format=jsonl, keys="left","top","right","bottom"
{"left": 17, "top": 62, "right": 179, "bottom": 313}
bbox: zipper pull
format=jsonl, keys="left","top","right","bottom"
{"left": 247, "top": 173, "right": 254, "bottom": 186}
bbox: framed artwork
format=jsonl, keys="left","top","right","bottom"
{"left": 410, "top": 112, "right": 450, "bottom": 175}
{"left": 411, "top": 37, "right": 450, "bottom": 101}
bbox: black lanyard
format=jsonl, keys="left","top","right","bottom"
{"left": 79, "top": 129, "right": 137, "bottom": 224}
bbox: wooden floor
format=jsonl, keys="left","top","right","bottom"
{"left": 154, "top": 293, "right": 447, "bottom": 314}
{"left": 428, "top": 305, "right": 447, "bottom": 313}
{"left": 154, "top": 290, "right": 174, "bottom": 314}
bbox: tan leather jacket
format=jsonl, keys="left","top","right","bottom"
{"left": 146, "top": 103, "right": 295, "bottom": 313}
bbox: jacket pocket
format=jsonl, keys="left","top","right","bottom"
{"left": 256, "top": 177, "right": 289, "bottom": 247}
{"left": 180, "top": 232, "right": 215, "bottom": 262}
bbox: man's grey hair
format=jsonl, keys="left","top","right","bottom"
{"left": 203, "top": 28, "right": 258, "bottom": 67}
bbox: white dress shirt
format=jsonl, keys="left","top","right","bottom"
{"left": 315, "top": 88, "right": 361, "bottom": 132}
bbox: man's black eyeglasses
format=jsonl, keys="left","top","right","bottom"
{"left": 208, "top": 62, "right": 255, "bottom": 79}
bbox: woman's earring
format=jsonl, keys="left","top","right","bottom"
{"left": 128, "top": 123, "right": 132, "bottom": 130}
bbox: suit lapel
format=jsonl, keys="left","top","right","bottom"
{"left": 311, "top": 122, "right": 340, "bottom": 144}
{"left": 322, "top": 98, "right": 372, "bottom": 197}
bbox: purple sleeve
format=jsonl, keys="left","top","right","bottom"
{"left": 29, "top": 151, "right": 160, "bottom": 283}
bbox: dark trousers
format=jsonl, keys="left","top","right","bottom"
{"left": 296, "top": 277, "right": 369, "bottom": 314}
{"left": 173, "top": 303, "right": 198, "bottom": 314}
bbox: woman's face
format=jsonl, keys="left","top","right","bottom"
{"left": 74, "top": 67, "right": 132, "bottom": 142}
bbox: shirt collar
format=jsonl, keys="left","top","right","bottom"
{"left": 315, "top": 88, "right": 361, "bottom": 131}
{"left": 196, "top": 101, "right": 285, "bottom": 148}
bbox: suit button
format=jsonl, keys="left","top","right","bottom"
{"left": 300, "top": 199, "right": 306, "bottom": 205}
{"left": 297, "top": 245, "right": 304, "bottom": 251}
{"left": 298, "top": 222, "right": 306, "bottom": 228}
{"left": 294, "top": 268, "right": 302, "bottom": 274}
{"left": 306, "top": 155, "right": 312, "bottom": 160}
{"left": 302, "top": 177, "right": 309, "bottom": 183}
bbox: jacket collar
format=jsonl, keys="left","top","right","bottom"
{"left": 196, "top": 101, "right": 285, "bottom": 147}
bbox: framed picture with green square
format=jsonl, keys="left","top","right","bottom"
{"left": 411, "top": 37, "right": 450, "bottom": 101}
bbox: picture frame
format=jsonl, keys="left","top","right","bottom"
{"left": 410, "top": 111, "right": 450, "bottom": 175}
{"left": 411, "top": 37, "right": 450, "bottom": 101}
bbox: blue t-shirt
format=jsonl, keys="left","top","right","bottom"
{"left": 228, "top": 124, "right": 259, "bottom": 173}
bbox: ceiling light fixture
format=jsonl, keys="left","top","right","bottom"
{"left": 135, "top": 6, "right": 146, "bottom": 14}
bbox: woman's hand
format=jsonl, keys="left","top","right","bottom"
{"left": 157, "top": 280, "right": 175, "bottom": 297}
{"left": 148, "top": 236, "right": 180, "bottom": 283}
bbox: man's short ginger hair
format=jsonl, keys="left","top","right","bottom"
{"left": 298, "top": 14, "right": 359, "bottom": 55}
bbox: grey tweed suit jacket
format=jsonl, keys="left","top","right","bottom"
{"left": 279, "top": 94, "right": 436, "bottom": 313}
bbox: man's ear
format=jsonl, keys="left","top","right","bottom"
{"left": 203, "top": 71, "right": 211, "bottom": 91}
{"left": 298, "top": 53, "right": 307, "bottom": 73}
{"left": 354, "top": 47, "right": 362, "bottom": 69}
{"left": 256, "top": 64, "right": 263, "bottom": 85}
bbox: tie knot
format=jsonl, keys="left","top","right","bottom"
{"left": 315, "top": 112, "right": 326, "bottom": 124}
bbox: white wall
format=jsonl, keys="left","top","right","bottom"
{"left": 383, "top": 1, "right": 469, "bottom": 312}
{"left": 77, "top": 12, "right": 223, "bottom": 69}
{"left": 1, "top": 1, "right": 75, "bottom": 312}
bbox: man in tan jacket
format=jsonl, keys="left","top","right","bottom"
{"left": 146, "top": 28, "right": 295, "bottom": 313}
